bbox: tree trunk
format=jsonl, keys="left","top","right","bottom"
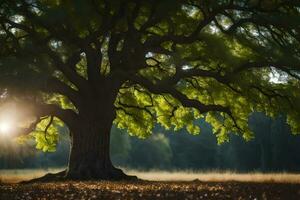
{"left": 62, "top": 81, "right": 135, "bottom": 180}
{"left": 65, "top": 114, "right": 129, "bottom": 180}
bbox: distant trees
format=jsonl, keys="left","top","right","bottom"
{"left": 166, "top": 121, "right": 217, "bottom": 170}
{"left": 2, "top": 113, "right": 300, "bottom": 172}
{"left": 128, "top": 134, "right": 173, "bottom": 169}
{"left": 109, "top": 113, "right": 300, "bottom": 171}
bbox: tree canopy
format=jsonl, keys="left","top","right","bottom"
{"left": 0, "top": 0, "right": 300, "bottom": 151}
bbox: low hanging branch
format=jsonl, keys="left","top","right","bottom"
{"left": 44, "top": 115, "right": 54, "bottom": 144}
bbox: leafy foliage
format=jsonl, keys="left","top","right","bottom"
{"left": 30, "top": 117, "right": 64, "bottom": 152}
{"left": 0, "top": 0, "right": 299, "bottom": 152}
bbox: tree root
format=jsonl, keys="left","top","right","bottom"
{"left": 20, "top": 170, "right": 68, "bottom": 184}
{"left": 21, "top": 168, "right": 138, "bottom": 184}
{"left": 108, "top": 167, "right": 138, "bottom": 181}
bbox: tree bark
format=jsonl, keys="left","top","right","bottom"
{"left": 64, "top": 111, "right": 131, "bottom": 180}
{"left": 64, "top": 79, "right": 135, "bottom": 180}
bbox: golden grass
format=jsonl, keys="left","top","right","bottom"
{"left": 0, "top": 168, "right": 63, "bottom": 183}
{"left": 126, "top": 170, "right": 300, "bottom": 183}
{"left": 1, "top": 168, "right": 300, "bottom": 183}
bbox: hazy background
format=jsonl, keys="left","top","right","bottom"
{"left": 1, "top": 112, "right": 300, "bottom": 172}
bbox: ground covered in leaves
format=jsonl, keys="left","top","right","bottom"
{"left": 1, "top": 180, "right": 300, "bottom": 200}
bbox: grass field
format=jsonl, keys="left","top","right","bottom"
{"left": 1, "top": 169, "right": 300, "bottom": 199}
{"left": 1, "top": 168, "right": 300, "bottom": 183}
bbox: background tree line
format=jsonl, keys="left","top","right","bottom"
{"left": 1, "top": 112, "right": 300, "bottom": 172}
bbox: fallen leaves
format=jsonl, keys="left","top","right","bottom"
{"left": 0, "top": 180, "right": 299, "bottom": 200}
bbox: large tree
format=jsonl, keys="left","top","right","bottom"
{"left": 0, "top": 0, "right": 300, "bottom": 180}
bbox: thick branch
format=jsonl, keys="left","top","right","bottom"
{"left": 0, "top": 72, "right": 81, "bottom": 108}
{"left": 45, "top": 77, "right": 81, "bottom": 107}
{"left": 84, "top": 46, "right": 103, "bottom": 85}
{"left": 130, "top": 75, "right": 231, "bottom": 114}
{"left": 43, "top": 48, "right": 88, "bottom": 91}
{"left": 35, "top": 103, "right": 78, "bottom": 127}
{"left": 14, "top": 103, "right": 77, "bottom": 137}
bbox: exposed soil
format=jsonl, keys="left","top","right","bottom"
{"left": 1, "top": 180, "right": 300, "bottom": 200}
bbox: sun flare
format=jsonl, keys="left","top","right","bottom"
{"left": 0, "top": 120, "right": 13, "bottom": 136}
